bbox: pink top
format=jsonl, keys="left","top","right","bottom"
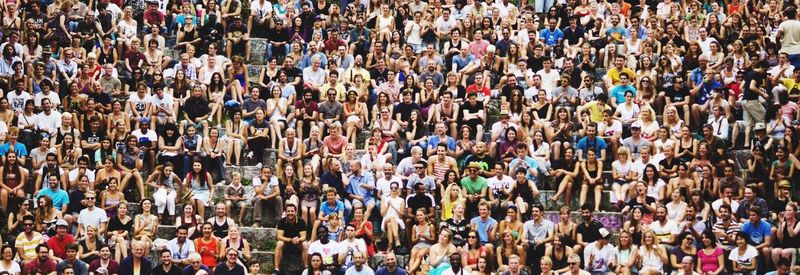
{"left": 698, "top": 247, "right": 724, "bottom": 273}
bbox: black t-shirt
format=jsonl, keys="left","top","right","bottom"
{"left": 527, "top": 55, "right": 545, "bottom": 73}
{"left": 563, "top": 26, "right": 585, "bottom": 46}
{"left": 659, "top": 157, "right": 680, "bottom": 173}
{"left": 392, "top": 102, "right": 420, "bottom": 122}
{"left": 277, "top": 217, "right": 307, "bottom": 239}
{"left": 153, "top": 264, "right": 183, "bottom": 275}
{"left": 576, "top": 220, "right": 604, "bottom": 244}
{"left": 67, "top": 188, "right": 86, "bottom": 214}
{"left": 460, "top": 101, "right": 484, "bottom": 121}
{"left": 370, "top": 68, "right": 389, "bottom": 87}
{"left": 406, "top": 194, "right": 434, "bottom": 213}
{"left": 268, "top": 28, "right": 289, "bottom": 43}
{"left": 666, "top": 86, "right": 689, "bottom": 103}
{"left": 742, "top": 70, "right": 764, "bottom": 100}
{"left": 81, "top": 130, "right": 106, "bottom": 149}
{"left": 89, "top": 91, "right": 112, "bottom": 107}
{"left": 461, "top": 154, "right": 495, "bottom": 174}
{"left": 626, "top": 196, "right": 657, "bottom": 214}
{"left": 184, "top": 96, "right": 210, "bottom": 119}
{"left": 660, "top": 35, "right": 686, "bottom": 51}
{"left": 282, "top": 67, "right": 303, "bottom": 91}
{"left": 500, "top": 84, "right": 524, "bottom": 100}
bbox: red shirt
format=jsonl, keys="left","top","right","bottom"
{"left": 466, "top": 84, "right": 490, "bottom": 97}
{"left": 24, "top": 259, "right": 57, "bottom": 275}
{"left": 46, "top": 234, "right": 76, "bottom": 259}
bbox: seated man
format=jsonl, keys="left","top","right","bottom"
{"left": 225, "top": 16, "right": 250, "bottom": 61}
{"left": 274, "top": 204, "right": 308, "bottom": 274}
{"left": 56, "top": 244, "right": 88, "bottom": 275}
{"left": 252, "top": 166, "right": 282, "bottom": 227}
{"left": 24, "top": 244, "right": 57, "bottom": 275}
{"left": 165, "top": 225, "right": 195, "bottom": 267}
{"left": 311, "top": 187, "right": 345, "bottom": 242}
{"left": 345, "top": 161, "right": 376, "bottom": 221}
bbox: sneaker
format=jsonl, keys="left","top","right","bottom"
{"left": 255, "top": 162, "right": 263, "bottom": 169}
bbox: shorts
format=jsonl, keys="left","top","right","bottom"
{"left": 742, "top": 99, "right": 766, "bottom": 127}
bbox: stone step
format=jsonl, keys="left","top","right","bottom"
{"left": 537, "top": 189, "right": 617, "bottom": 212}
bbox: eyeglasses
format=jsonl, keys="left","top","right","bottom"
{"left": 24, "top": 223, "right": 34, "bottom": 227}
{"left": 86, "top": 197, "right": 95, "bottom": 200}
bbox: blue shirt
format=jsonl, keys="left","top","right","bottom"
{"left": 452, "top": 54, "right": 475, "bottom": 71}
{"left": 0, "top": 141, "right": 27, "bottom": 157}
{"left": 576, "top": 137, "right": 608, "bottom": 155}
{"left": 320, "top": 200, "right": 345, "bottom": 217}
{"left": 469, "top": 216, "right": 497, "bottom": 245}
{"left": 427, "top": 135, "right": 456, "bottom": 152}
{"left": 509, "top": 157, "right": 539, "bottom": 181}
{"left": 37, "top": 188, "right": 70, "bottom": 211}
{"left": 741, "top": 220, "right": 771, "bottom": 246}
{"left": 540, "top": 28, "right": 564, "bottom": 46}
{"left": 375, "top": 267, "right": 408, "bottom": 275}
{"left": 347, "top": 171, "right": 375, "bottom": 199}
{"left": 609, "top": 84, "right": 637, "bottom": 104}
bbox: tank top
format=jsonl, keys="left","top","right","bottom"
{"left": 163, "top": 134, "right": 179, "bottom": 148}
{"left": 3, "top": 167, "right": 19, "bottom": 189}
{"left": 777, "top": 221, "right": 800, "bottom": 248}
{"left": 431, "top": 158, "right": 450, "bottom": 179}
{"left": 551, "top": 248, "right": 569, "bottom": 271}
{"left": 98, "top": 48, "right": 114, "bottom": 65}
{"left": 211, "top": 218, "right": 229, "bottom": 238}
{"left": 196, "top": 237, "right": 218, "bottom": 267}
{"left": 283, "top": 138, "right": 298, "bottom": 157}
{"left": 121, "top": 149, "right": 137, "bottom": 169}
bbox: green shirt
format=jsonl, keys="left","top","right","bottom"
{"left": 460, "top": 176, "right": 488, "bottom": 195}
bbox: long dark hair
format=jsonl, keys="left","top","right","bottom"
{"left": 2, "top": 151, "right": 21, "bottom": 182}
{"left": 188, "top": 157, "right": 208, "bottom": 188}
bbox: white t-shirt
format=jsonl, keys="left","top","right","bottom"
{"left": 0, "top": 261, "right": 21, "bottom": 275}
{"left": 132, "top": 129, "right": 158, "bottom": 147}
{"left": 128, "top": 93, "right": 152, "bottom": 116}
{"left": 598, "top": 120, "right": 623, "bottom": 138}
{"left": 6, "top": 91, "right": 31, "bottom": 112}
{"left": 728, "top": 245, "right": 758, "bottom": 275}
{"left": 583, "top": 242, "right": 616, "bottom": 272}
{"left": 711, "top": 199, "right": 740, "bottom": 214}
{"left": 536, "top": 69, "right": 560, "bottom": 91}
{"left": 779, "top": 19, "right": 800, "bottom": 55}
{"left": 375, "top": 175, "right": 402, "bottom": 198}
{"left": 340, "top": 238, "right": 367, "bottom": 265}
{"left": 252, "top": 175, "right": 279, "bottom": 196}
{"left": 308, "top": 240, "right": 341, "bottom": 266}
{"left": 77, "top": 207, "right": 108, "bottom": 227}
{"left": 35, "top": 111, "right": 61, "bottom": 134}
{"left": 68, "top": 168, "right": 96, "bottom": 184}
{"left": 648, "top": 220, "right": 680, "bottom": 244}
{"left": 150, "top": 94, "right": 175, "bottom": 117}
{"left": 34, "top": 92, "right": 61, "bottom": 108}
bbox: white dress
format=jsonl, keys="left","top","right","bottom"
{"left": 638, "top": 246, "right": 664, "bottom": 273}
{"left": 381, "top": 196, "right": 405, "bottom": 230}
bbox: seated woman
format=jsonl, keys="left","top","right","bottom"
{"left": 78, "top": 225, "right": 105, "bottom": 264}
{"left": 407, "top": 209, "right": 436, "bottom": 274}
{"left": 146, "top": 163, "right": 182, "bottom": 222}
{"left": 175, "top": 204, "right": 203, "bottom": 240}
{"left": 106, "top": 202, "right": 133, "bottom": 262}
{"left": 220, "top": 225, "right": 252, "bottom": 264}
{"left": 496, "top": 230, "right": 526, "bottom": 273}
{"left": 202, "top": 128, "right": 226, "bottom": 182}
{"left": 183, "top": 158, "right": 215, "bottom": 219}
{"left": 99, "top": 178, "right": 124, "bottom": 218}
{"left": 133, "top": 199, "right": 159, "bottom": 254}
{"left": 380, "top": 182, "right": 406, "bottom": 251}
{"left": 117, "top": 135, "right": 144, "bottom": 200}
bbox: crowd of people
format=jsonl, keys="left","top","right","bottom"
{"left": 1, "top": 0, "right": 800, "bottom": 273}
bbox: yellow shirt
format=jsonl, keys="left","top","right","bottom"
{"left": 607, "top": 67, "right": 637, "bottom": 86}
{"left": 585, "top": 101, "right": 612, "bottom": 123}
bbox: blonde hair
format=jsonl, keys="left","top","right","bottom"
{"left": 616, "top": 147, "right": 632, "bottom": 162}
{"left": 638, "top": 105, "right": 657, "bottom": 122}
